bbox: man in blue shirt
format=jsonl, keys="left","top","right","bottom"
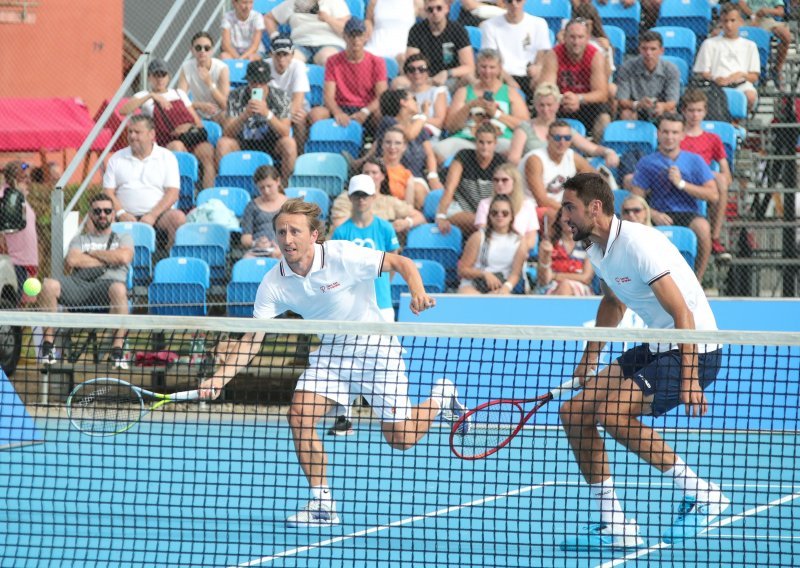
{"left": 631, "top": 113, "right": 718, "bottom": 281}
{"left": 329, "top": 173, "right": 401, "bottom": 435}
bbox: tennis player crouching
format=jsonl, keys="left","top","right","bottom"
{"left": 557, "top": 173, "right": 728, "bottom": 549}
{"left": 199, "top": 197, "right": 467, "bottom": 528}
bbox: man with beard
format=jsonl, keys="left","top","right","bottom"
{"left": 556, "top": 172, "right": 727, "bottom": 550}
{"left": 37, "top": 194, "right": 134, "bottom": 369}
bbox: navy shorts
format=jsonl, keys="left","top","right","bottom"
{"left": 617, "top": 344, "right": 722, "bottom": 417}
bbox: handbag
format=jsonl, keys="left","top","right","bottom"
{"left": 152, "top": 93, "right": 206, "bottom": 147}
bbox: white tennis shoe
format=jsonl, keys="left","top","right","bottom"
{"left": 286, "top": 499, "right": 340, "bottom": 528}
{"left": 431, "top": 378, "right": 466, "bottom": 422}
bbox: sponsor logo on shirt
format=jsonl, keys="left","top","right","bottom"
{"left": 319, "top": 282, "right": 341, "bottom": 293}
{"left": 615, "top": 276, "right": 632, "bottom": 284}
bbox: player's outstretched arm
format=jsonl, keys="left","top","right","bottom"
{"left": 199, "top": 331, "right": 266, "bottom": 399}
{"left": 382, "top": 253, "right": 435, "bottom": 315}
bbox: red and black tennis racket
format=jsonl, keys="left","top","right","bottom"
{"left": 450, "top": 377, "right": 582, "bottom": 460}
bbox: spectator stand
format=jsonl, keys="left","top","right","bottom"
{"left": 593, "top": 0, "right": 641, "bottom": 53}
{"left": 215, "top": 150, "right": 274, "bottom": 197}
{"left": 227, "top": 257, "right": 279, "bottom": 317}
{"left": 148, "top": 257, "right": 211, "bottom": 316}
{"left": 289, "top": 152, "right": 349, "bottom": 199}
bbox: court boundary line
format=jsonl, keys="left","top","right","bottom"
{"left": 594, "top": 491, "right": 800, "bottom": 568}
{"left": 232, "top": 480, "right": 558, "bottom": 567}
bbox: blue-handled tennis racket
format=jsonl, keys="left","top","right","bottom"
{"left": 66, "top": 377, "right": 202, "bottom": 436}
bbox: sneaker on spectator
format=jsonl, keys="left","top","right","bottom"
{"left": 110, "top": 347, "right": 129, "bottom": 371}
{"left": 39, "top": 341, "right": 57, "bottom": 366}
{"left": 328, "top": 415, "right": 354, "bottom": 436}
{"left": 711, "top": 238, "right": 732, "bottom": 261}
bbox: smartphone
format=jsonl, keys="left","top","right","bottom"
{"left": 251, "top": 87, "right": 264, "bottom": 101}
{"left": 483, "top": 91, "right": 494, "bottom": 102}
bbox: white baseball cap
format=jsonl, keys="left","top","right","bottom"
{"left": 347, "top": 174, "right": 376, "bottom": 196}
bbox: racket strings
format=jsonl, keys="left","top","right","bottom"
{"left": 452, "top": 402, "right": 524, "bottom": 459}
{"left": 68, "top": 382, "right": 144, "bottom": 435}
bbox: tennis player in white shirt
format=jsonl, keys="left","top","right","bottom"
{"left": 556, "top": 173, "right": 727, "bottom": 550}
{"left": 200, "top": 198, "right": 466, "bottom": 527}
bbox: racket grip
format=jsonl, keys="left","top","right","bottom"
{"left": 549, "top": 377, "right": 583, "bottom": 399}
{"left": 171, "top": 389, "right": 202, "bottom": 402}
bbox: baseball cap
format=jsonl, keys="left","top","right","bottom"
{"left": 148, "top": 59, "right": 169, "bottom": 76}
{"left": 245, "top": 60, "right": 271, "bottom": 83}
{"left": 348, "top": 174, "right": 376, "bottom": 196}
{"left": 271, "top": 35, "right": 294, "bottom": 54}
{"left": 344, "top": 16, "right": 367, "bottom": 35}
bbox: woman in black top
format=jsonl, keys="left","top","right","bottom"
{"left": 435, "top": 123, "right": 506, "bottom": 238}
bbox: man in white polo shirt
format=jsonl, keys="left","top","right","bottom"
{"left": 198, "top": 198, "right": 467, "bottom": 528}
{"left": 556, "top": 173, "right": 727, "bottom": 550}
{"left": 103, "top": 115, "right": 185, "bottom": 249}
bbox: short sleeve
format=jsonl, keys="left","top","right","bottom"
{"left": 253, "top": 11, "right": 265, "bottom": 30}
{"left": 117, "top": 233, "right": 135, "bottom": 249}
{"left": 615, "top": 63, "right": 632, "bottom": 101}
{"left": 221, "top": 12, "right": 233, "bottom": 30}
{"left": 163, "top": 151, "right": 181, "bottom": 189}
{"left": 325, "top": 0, "right": 351, "bottom": 18}
{"left": 383, "top": 221, "right": 400, "bottom": 252}
{"left": 67, "top": 235, "right": 82, "bottom": 252}
{"left": 663, "top": 62, "right": 681, "bottom": 103}
{"left": 253, "top": 276, "right": 284, "bottom": 319}
{"left": 241, "top": 201, "right": 256, "bottom": 235}
{"left": 102, "top": 155, "right": 118, "bottom": 190}
{"left": 693, "top": 40, "right": 712, "bottom": 74}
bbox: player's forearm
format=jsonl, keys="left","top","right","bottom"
{"left": 217, "top": 332, "right": 264, "bottom": 382}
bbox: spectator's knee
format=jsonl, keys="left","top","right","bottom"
{"left": 41, "top": 278, "right": 60, "bottom": 299}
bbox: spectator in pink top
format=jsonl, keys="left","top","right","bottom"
{"left": 309, "top": 17, "right": 388, "bottom": 131}
{"left": 0, "top": 161, "right": 39, "bottom": 304}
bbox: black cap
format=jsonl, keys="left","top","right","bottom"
{"left": 271, "top": 35, "right": 294, "bottom": 54}
{"left": 148, "top": 59, "right": 169, "bottom": 75}
{"left": 245, "top": 60, "right": 271, "bottom": 83}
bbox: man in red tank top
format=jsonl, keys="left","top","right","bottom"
{"left": 540, "top": 19, "right": 611, "bottom": 139}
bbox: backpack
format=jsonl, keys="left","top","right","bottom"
{"left": 0, "top": 185, "right": 27, "bottom": 233}
{"left": 683, "top": 78, "right": 733, "bottom": 123}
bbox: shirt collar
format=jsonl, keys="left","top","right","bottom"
{"left": 602, "top": 215, "right": 623, "bottom": 257}
{"left": 279, "top": 242, "right": 325, "bottom": 278}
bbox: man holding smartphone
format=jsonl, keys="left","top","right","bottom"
{"left": 216, "top": 60, "right": 297, "bottom": 181}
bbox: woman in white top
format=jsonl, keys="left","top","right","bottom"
{"left": 474, "top": 163, "right": 539, "bottom": 251}
{"left": 220, "top": 0, "right": 266, "bottom": 61}
{"left": 403, "top": 53, "right": 448, "bottom": 141}
{"left": 457, "top": 194, "right": 527, "bottom": 295}
{"left": 365, "top": 0, "right": 419, "bottom": 60}
{"left": 177, "top": 31, "right": 231, "bottom": 122}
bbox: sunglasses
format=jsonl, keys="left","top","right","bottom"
{"left": 406, "top": 65, "right": 428, "bottom": 74}
{"left": 92, "top": 208, "right": 113, "bottom": 216}
{"left": 194, "top": 44, "right": 212, "bottom": 52}
{"left": 426, "top": 5, "right": 445, "bottom": 13}
{"left": 551, "top": 134, "right": 572, "bottom": 142}
{"left": 350, "top": 192, "right": 371, "bottom": 200}
{"left": 490, "top": 209, "right": 511, "bottom": 217}
{"left": 623, "top": 207, "right": 644, "bottom": 214}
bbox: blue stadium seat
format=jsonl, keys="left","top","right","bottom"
{"left": 227, "top": 257, "right": 279, "bottom": 317}
{"left": 525, "top": 0, "right": 572, "bottom": 38}
{"left": 202, "top": 120, "right": 222, "bottom": 147}
{"left": 701, "top": 121, "right": 738, "bottom": 166}
{"left": 562, "top": 117, "right": 587, "bottom": 137}
{"left": 449, "top": 0, "right": 461, "bottom": 21}
{"left": 173, "top": 151, "right": 199, "bottom": 212}
{"left": 423, "top": 189, "right": 444, "bottom": 222}
{"left": 285, "top": 186, "right": 331, "bottom": 219}
{"left": 304, "top": 118, "right": 363, "bottom": 156}
{"left": 739, "top": 26, "right": 771, "bottom": 83}
{"left": 403, "top": 223, "right": 463, "bottom": 287}
{"left": 148, "top": 257, "right": 210, "bottom": 316}
{"left": 612, "top": 189, "right": 632, "bottom": 216}
{"left": 111, "top": 222, "right": 156, "bottom": 287}
{"left": 656, "top": 0, "right": 711, "bottom": 46}
{"left": 655, "top": 226, "right": 698, "bottom": 269}
{"left": 391, "top": 259, "right": 446, "bottom": 309}
{"left": 225, "top": 59, "right": 249, "bottom": 86}
{"left": 602, "top": 120, "right": 658, "bottom": 155}
{"left": 604, "top": 25, "right": 626, "bottom": 70}
{"left": 215, "top": 150, "right": 274, "bottom": 197}
{"left": 650, "top": 26, "right": 697, "bottom": 68}
{"left": 662, "top": 55, "right": 689, "bottom": 89}
{"left": 253, "top": 0, "right": 282, "bottom": 13}
{"left": 383, "top": 57, "right": 400, "bottom": 81}
{"left": 344, "top": 0, "right": 364, "bottom": 19}
{"left": 170, "top": 223, "right": 230, "bottom": 286}
{"left": 306, "top": 64, "right": 325, "bottom": 108}
{"left": 594, "top": 0, "right": 641, "bottom": 52}
{"left": 723, "top": 87, "right": 748, "bottom": 120}
{"left": 196, "top": 186, "right": 252, "bottom": 217}
{"left": 289, "top": 152, "right": 349, "bottom": 198}
{"left": 466, "top": 26, "right": 482, "bottom": 55}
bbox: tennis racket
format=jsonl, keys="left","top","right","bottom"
{"left": 66, "top": 377, "right": 202, "bottom": 436}
{"left": 450, "top": 377, "right": 582, "bottom": 460}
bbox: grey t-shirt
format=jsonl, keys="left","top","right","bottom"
{"left": 68, "top": 232, "right": 134, "bottom": 282}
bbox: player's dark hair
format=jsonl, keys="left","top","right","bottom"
{"left": 362, "top": 158, "right": 391, "bottom": 196}
{"left": 274, "top": 198, "right": 325, "bottom": 241}
{"left": 562, "top": 172, "right": 614, "bottom": 216}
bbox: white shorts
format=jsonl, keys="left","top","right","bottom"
{"left": 295, "top": 339, "right": 412, "bottom": 422}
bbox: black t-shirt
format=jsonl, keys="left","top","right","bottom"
{"left": 453, "top": 149, "right": 506, "bottom": 213}
{"left": 406, "top": 21, "right": 471, "bottom": 76}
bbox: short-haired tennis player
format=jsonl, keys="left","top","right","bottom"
{"left": 199, "top": 198, "right": 466, "bottom": 527}
{"left": 557, "top": 172, "right": 727, "bottom": 549}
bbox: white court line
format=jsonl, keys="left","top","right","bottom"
{"left": 595, "top": 492, "right": 800, "bottom": 568}
{"left": 232, "top": 481, "right": 557, "bottom": 567}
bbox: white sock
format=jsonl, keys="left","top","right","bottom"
{"left": 311, "top": 485, "right": 332, "bottom": 502}
{"left": 666, "top": 456, "right": 711, "bottom": 498}
{"left": 589, "top": 477, "right": 627, "bottom": 528}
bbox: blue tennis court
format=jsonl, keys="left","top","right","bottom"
{"left": 0, "top": 412, "right": 797, "bottom": 567}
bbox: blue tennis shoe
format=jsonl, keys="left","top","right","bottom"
{"left": 560, "top": 520, "right": 644, "bottom": 550}
{"left": 662, "top": 484, "right": 730, "bottom": 544}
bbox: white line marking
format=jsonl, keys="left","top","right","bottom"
{"left": 232, "top": 481, "right": 557, "bottom": 567}
{"left": 595, "top": 492, "right": 800, "bottom": 568}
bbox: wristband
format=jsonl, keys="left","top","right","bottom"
{"left": 412, "top": 113, "right": 427, "bottom": 122}
{"left": 632, "top": 100, "right": 639, "bottom": 110}
{"left": 405, "top": 216, "right": 414, "bottom": 228}
{"left": 678, "top": 180, "right": 686, "bottom": 190}
{"left": 426, "top": 171, "right": 439, "bottom": 180}
{"left": 116, "top": 209, "right": 126, "bottom": 219}
{"left": 359, "top": 107, "right": 371, "bottom": 116}
{"left": 502, "top": 281, "right": 513, "bottom": 290}
{"left": 578, "top": 94, "right": 585, "bottom": 104}
{"left": 436, "top": 213, "right": 447, "bottom": 220}
{"left": 266, "top": 110, "right": 274, "bottom": 121}
{"left": 493, "top": 108, "right": 502, "bottom": 119}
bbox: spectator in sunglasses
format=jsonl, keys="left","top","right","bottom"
{"left": 177, "top": 31, "right": 231, "bottom": 122}
{"left": 523, "top": 120, "right": 595, "bottom": 218}
{"left": 474, "top": 163, "right": 539, "bottom": 251}
{"left": 402, "top": 53, "right": 448, "bottom": 140}
{"left": 620, "top": 194, "right": 652, "bottom": 226}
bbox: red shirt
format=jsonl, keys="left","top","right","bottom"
{"left": 680, "top": 131, "right": 727, "bottom": 166}
{"left": 324, "top": 51, "right": 387, "bottom": 108}
{"left": 554, "top": 43, "right": 598, "bottom": 95}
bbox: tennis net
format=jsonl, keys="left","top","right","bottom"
{"left": 0, "top": 311, "right": 797, "bottom": 567}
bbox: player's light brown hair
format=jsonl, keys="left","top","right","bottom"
{"left": 273, "top": 198, "right": 325, "bottom": 242}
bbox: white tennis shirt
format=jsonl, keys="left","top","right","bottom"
{"left": 587, "top": 216, "right": 719, "bottom": 353}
